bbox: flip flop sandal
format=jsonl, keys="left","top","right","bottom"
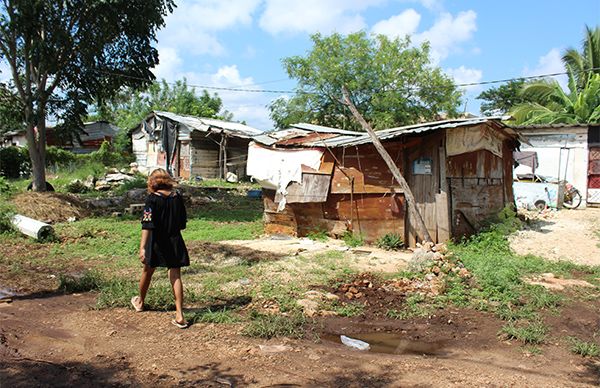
{"left": 130, "top": 296, "right": 143, "bottom": 312}
{"left": 171, "top": 319, "right": 188, "bottom": 329}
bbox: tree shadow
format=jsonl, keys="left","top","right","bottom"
{"left": 187, "top": 241, "right": 285, "bottom": 266}
{"left": 177, "top": 362, "right": 255, "bottom": 387}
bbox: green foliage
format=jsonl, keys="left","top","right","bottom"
{"left": 94, "top": 79, "right": 233, "bottom": 133}
{"left": 386, "top": 294, "right": 431, "bottom": 319}
{"left": 113, "top": 175, "right": 147, "bottom": 195}
{"left": 0, "top": 176, "right": 10, "bottom": 194}
{"left": 0, "top": 201, "right": 15, "bottom": 234}
{"left": 0, "top": 0, "right": 175, "bottom": 190}
{"left": 376, "top": 233, "right": 404, "bottom": 250}
{"left": 242, "top": 310, "right": 307, "bottom": 339}
{"left": 342, "top": 231, "right": 364, "bottom": 248}
{"left": 477, "top": 79, "right": 534, "bottom": 116}
{"left": 90, "top": 140, "right": 131, "bottom": 166}
{"left": 500, "top": 321, "right": 548, "bottom": 344}
{"left": 0, "top": 146, "right": 29, "bottom": 178}
{"left": 562, "top": 25, "right": 600, "bottom": 91}
{"left": 270, "top": 31, "right": 462, "bottom": 130}
{"left": 45, "top": 146, "right": 77, "bottom": 168}
{"left": 59, "top": 270, "right": 104, "bottom": 293}
{"left": 307, "top": 228, "right": 328, "bottom": 242}
{"left": 0, "top": 83, "right": 24, "bottom": 134}
{"left": 567, "top": 337, "right": 600, "bottom": 357}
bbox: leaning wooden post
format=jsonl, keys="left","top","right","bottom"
{"left": 341, "top": 86, "right": 433, "bottom": 243}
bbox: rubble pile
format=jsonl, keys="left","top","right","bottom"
{"left": 516, "top": 207, "right": 556, "bottom": 223}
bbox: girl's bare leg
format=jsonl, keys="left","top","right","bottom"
{"left": 138, "top": 264, "right": 155, "bottom": 305}
{"left": 169, "top": 268, "right": 185, "bottom": 323}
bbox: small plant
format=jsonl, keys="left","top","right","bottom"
{"left": 332, "top": 302, "right": 364, "bottom": 317}
{"left": 59, "top": 270, "right": 104, "bottom": 293}
{"left": 376, "top": 233, "right": 404, "bottom": 250}
{"left": 500, "top": 321, "right": 548, "bottom": 344}
{"left": 307, "top": 228, "right": 328, "bottom": 242}
{"left": 387, "top": 294, "right": 431, "bottom": 319}
{"left": 0, "top": 202, "right": 15, "bottom": 234}
{"left": 0, "top": 176, "right": 11, "bottom": 194}
{"left": 242, "top": 310, "right": 307, "bottom": 339}
{"left": 342, "top": 231, "right": 364, "bottom": 248}
{"left": 567, "top": 337, "right": 600, "bottom": 357}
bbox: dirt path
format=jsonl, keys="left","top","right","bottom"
{"left": 1, "top": 292, "right": 599, "bottom": 387}
{"left": 510, "top": 208, "right": 600, "bottom": 266}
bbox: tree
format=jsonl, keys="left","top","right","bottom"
{"left": 0, "top": 0, "right": 175, "bottom": 191}
{"left": 0, "top": 82, "right": 23, "bottom": 134}
{"left": 510, "top": 73, "right": 600, "bottom": 124}
{"left": 270, "top": 32, "right": 462, "bottom": 130}
{"left": 562, "top": 25, "right": 600, "bottom": 91}
{"left": 477, "top": 79, "right": 533, "bottom": 116}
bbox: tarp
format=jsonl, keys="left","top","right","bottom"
{"left": 446, "top": 125, "right": 503, "bottom": 158}
{"left": 247, "top": 142, "right": 323, "bottom": 210}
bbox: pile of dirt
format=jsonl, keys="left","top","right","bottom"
{"left": 11, "top": 192, "right": 90, "bottom": 224}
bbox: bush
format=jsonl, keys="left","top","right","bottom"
{"left": 0, "top": 202, "right": 15, "bottom": 234}
{"left": 46, "top": 146, "right": 76, "bottom": 168}
{"left": 0, "top": 146, "right": 29, "bottom": 178}
{"left": 342, "top": 231, "right": 364, "bottom": 248}
{"left": 0, "top": 176, "right": 10, "bottom": 195}
{"left": 376, "top": 233, "right": 404, "bottom": 250}
{"left": 90, "top": 140, "right": 132, "bottom": 166}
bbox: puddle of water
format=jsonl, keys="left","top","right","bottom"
{"left": 323, "top": 332, "right": 446, "bottom": 355}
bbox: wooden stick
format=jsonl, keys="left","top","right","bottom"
{"left": 341, "top": 86, "right": 433, "bottom": 243}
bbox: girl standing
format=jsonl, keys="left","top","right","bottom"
{"left": 130, "top": 168, "right": 189, "bottom": 328}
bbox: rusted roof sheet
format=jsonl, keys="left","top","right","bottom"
{"left": 153, "top": 111, "right": 262, "bottom": 138}
{"left": 513, "top": 123, "right": 590, "bottom": 129}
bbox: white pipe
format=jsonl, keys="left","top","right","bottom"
{"left": 11, "top": 214, "right": 54, "bottom": 240}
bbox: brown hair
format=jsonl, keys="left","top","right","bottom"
{"left": 147, "top": 168, "right": 175, "bottom": 193}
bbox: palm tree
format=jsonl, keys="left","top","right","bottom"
{"left": 510, "top": 73, "right": 600, "bottom": 124}
{"left": 562, "top": 25, "right": 600, "bottom": 90}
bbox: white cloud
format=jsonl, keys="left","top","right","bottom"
{"left": 153, "top": 46, "right": 183, "bottom": 81}
{"left": 522, "top": 48, "right": 568, "bottom": 90}
{"left": 372, "top": 9, "right": 421, "bottom": 39}
{"left": 413, "top": 10, "right": 477, "bottom": 63}
{"left": 259, "top": 0, "right": 384, "bottom": 35}
{"left": 158, "top": 0, "right": 261, "bottom": 56}
{"left": 445, "top": 65, "right": 483, "bottom": 91}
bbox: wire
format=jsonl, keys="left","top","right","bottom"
{"left": 91, "top": 66, "right": 600, "bottom": 95}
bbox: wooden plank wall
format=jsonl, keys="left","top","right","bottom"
{"left": 189, "top": 133, "right": 250, "bottom": 179}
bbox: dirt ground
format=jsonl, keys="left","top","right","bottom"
{"left": 510, "top": 208, "right": 600, "bottom": 266}
{"left": 2, "top": 209, "right": 600, "bottom": 387}
{"left": 1, "top": 291, "right": 600, "bottom": 387}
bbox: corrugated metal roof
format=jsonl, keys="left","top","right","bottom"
{"left": 153, "top": 111, "right": 262, "bottom": 138}
{"left": 290, "top": 123, "right": 363, "bottom": 136}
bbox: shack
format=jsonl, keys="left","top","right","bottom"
{"left": 131, "top": 111, "right": 261, "bottom": 179}
{"left": 248, "top": 118, "right": 521, "bottom": 246}
{"left": 513, "top": 124, "right": 600, "bottom": 207}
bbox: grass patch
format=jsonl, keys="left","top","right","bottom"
{"left": 242, "top": 311, "right": 307, "bottom": 339}
{"left": 376, "top": 233, "right": 404, "bottom": 250}
{"left": 332, "top": 302, "right": 365, "bottom": 317}
{"left": 342, "top": 231, "right": 364, "bottom": 248}
{"left": 500, "top": 321, "right": 548, "bottom": 344}
{"left": 185, "top": 307, "right": 241, "bottom": 324}
{"left": 567, "top": 337, "right": 600, "bottom": 357}
{"left": 387, "top": 294, "right": 432, "bottom": 319}
{"left": 59, "top": 270, "right": 104, "bottom": 293}
{"left": 307, "top": 228, "right": 328, "bottom": 242}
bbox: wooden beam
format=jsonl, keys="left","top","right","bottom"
{"left": 341, "top": 86, "right": 433, "bottom": 243}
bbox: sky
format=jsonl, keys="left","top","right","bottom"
{"left": 145, "top": 1, "right": 597, "bottom": 130}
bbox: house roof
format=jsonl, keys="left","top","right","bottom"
{"left": 80, "top": 121, "right": 120, "bottom": 141}
{"left": 153, "top": 111, "right": 262, "bottom": 138}
{"left": 254, "top": 116, "right": 516, "bottom": 148}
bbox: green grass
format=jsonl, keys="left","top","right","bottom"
{"left": 567, "top": 337, "right": 600, "bottom": 357}
{"left": 332, "top": 302, "right": 365, "bottom": 317}
{"left": 499, "top": 321, "right": 548, "bottom": 344}
{"left": 242, "top": 310, "right": 307, "bottom": 339}
{"left": 307, "top": 228, "right": 328, "bottom": 242}
{"left": 342, "top": 231, "right": 364, "bottom": 248}
{"left": 376, "top": 233, "right": 404, "bottom": 250}
{"left": 185, "top": 307, "right": 241, "bottom": 324}
{"left": 387, "top": 294, "right": 432, "bottom": 319}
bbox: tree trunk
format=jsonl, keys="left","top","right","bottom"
{"left": 342, "top": 86, "right": 432, "bottom": 243}
{"left": 25, "top": 115, "right": 47, "bottom": 192}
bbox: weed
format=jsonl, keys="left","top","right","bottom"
{"left": 387, "top": 294, "right": 431, "bottom": 319}
{"left": 242, "top": 311, "right": 307, "bottom": 339}
{"left": 376, "top": 233, "right": 404, "bottom": 250}
{"left": 342, "top": 231, "right": 364, "bottom": 248}
{"left": 307, "top": 228, "right": 328, "bottom": 242}
{"left": 500, "top": 321, "right": 548, "bottom": 344}
{"left": 185, "top": 307, "right": 240, "bottom": 324}
{"left": 522, "top": 345, "right": 542, "bottom": 355}
{"left": 0, "top": 202, "right": 15, "bottom": 234}
{"left": 332, "top": 302, "right": 364, "bottom": 317}
{"left": 567, "top": 337, "right": 600, "bottom": 357}
{"left": 113, "top": 175, "right": 147, "bottom": 195}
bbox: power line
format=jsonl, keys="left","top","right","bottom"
{"left": 91, "top": 67, "right": 600, "bottom": 95}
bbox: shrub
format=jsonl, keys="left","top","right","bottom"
{"left": 45, "top": 146, "right": 76, "bottom": 168}
{"left": 90, "top": 140, "right": 132, "bottom": 166}
{"left": 342, "top": 231, "right": 364, "bottom": 248}
{"left": 0, "top": 146, "right": 29, "bottom": 178}
{"left": 0, "top": 202, "right": 15, "bottom": 234}
{"left": 376, "top": 233, "right": 404, "bottom": 250}
{"left": 0, "top": 176, "right": 11, "bottom": 195}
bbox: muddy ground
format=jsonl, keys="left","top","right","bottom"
{"left": 2, "top": 208, "right": 600, "bottom": 387}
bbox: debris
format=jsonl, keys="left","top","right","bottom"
{"left": 296, "top": 299, "right": 319, "bottom": 317}
{"left": 226, "top": 172, "right": 238, "bottom": 183}
{"left": 11, "top": 214, "right": 55, "bottom": 240}
{"left": 340, "top": 335, "right": 370, "bottom": 351}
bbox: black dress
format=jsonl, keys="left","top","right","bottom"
{"left": 141, "top": 191, "right": 190, "bottom": 268}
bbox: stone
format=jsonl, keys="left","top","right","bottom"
{"left": 296, "top": 299, "right": 319, "bottom": 317}
{"left": 84, "top": 175, "right": 96, "bottom": 190}
{"left": 408, "top": 248, "right": 436, "bottom": 272}
{"left": 126, "top": 188, "right": 147, "bottom": 201}
{"left": 348, "top": 286, "right": 358, "bottom": 294}
{"left": 324, "top": 292, "right": 339, "bottom": 301}
{"left": 111, "top": 212, "right": 123, "bottom": 218}
{"left": 105, "top": 173, "right": 135, "bottom": 183}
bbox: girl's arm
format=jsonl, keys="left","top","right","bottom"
{"left": 139, "top": 229, "right": 151, "bottom": 263}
